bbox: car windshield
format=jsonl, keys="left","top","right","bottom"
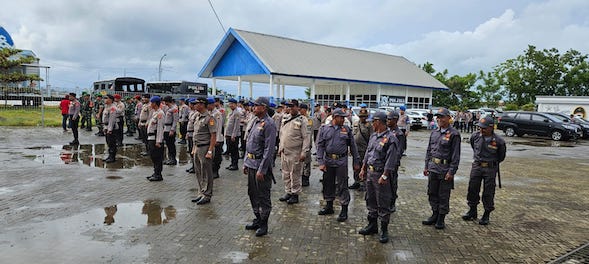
{"left": 545, "top": 113, "right": 571, "bottom": 123}
{"left": 544, "top": 114, "right": 565, "bottom": 123}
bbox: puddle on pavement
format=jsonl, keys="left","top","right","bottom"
{"left": 510, "top": 140, "right": 576, "bottom": 148}
{"left": 223, "top": 251, "right": 249, "bottom": 263}
{"left": 106, "top": 175, "right": 123, "bottom": 180}
{"left": 28, "top": 143, "right": 189, "bottom": 169}
{"left": 0, "top": 200, "right": 177, "bottom": 263}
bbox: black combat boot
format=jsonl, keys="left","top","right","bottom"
{"left": 318, "top": 201, "right": 334, "bottom": 215}
{"left": 379, "top": 221, "right": 389, "bottom": 243}
{"left": 462, "top": 206, "right": 477, "bottom": 221}
{"left": 348, "top": 182, "right": 360, "bottom": 189}
{"left": 279, "top": 193, "right": 292, "bottom": 202}
{"left": 422, "top": 211, "right": 439, "bottom": 225}
{"left": 302, "top": 176, "right": 310, "bottom": 186}
{"left": 435, "top": 214, "right": 446, "bottom": 229}
{"left": 358, "top": 216, "right": 378, "bottom": 235}
{"left": 287, "top": 194, "right": 299, "bottom": 204}
{"left": 213, "top": 170, "right": 220, "bottom": 179}
{"left": 479, "top": 210, "right": 491, "bottom": 225}
{"left": 246, "top": 213, "right": 261, "bottom": 230}
{"left": 255, "top": 218, "right": 268, "bottom": 237}
{"left": 336, "top": 205, "right": 348, "bottom": 222}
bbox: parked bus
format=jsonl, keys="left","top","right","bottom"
{"left": 146, "top": 81, "right": 207, "bottom": 96}
{"left": 93, "top": 77, "right": 145, "bottom": 93}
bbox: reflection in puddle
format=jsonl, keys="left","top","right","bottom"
{"left": 223, "top": 251, "right": 249, "bottom": 263}
{"left": 510, "top": 140, "right": 576, "bottom": 148}
{"left": 30, "top": 143, "right": 189, "bottom": 169}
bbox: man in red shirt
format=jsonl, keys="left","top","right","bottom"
{"left": 59, "top": 95, "right": 70, "bottom": 132}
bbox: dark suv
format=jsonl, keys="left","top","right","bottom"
{"left": 497, "top": 111, "right": 579, "bottom": 141}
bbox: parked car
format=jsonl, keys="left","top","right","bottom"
{"left": 496, "top": 111, "right": 579, "bottom": 141}
{"left": 351, "top": 106, "right": 379, "bottom": 119}
{"left": 542, "top": 112, "right": 584, "bottom": 139}
{"left": 406, "top": 110, "right": 426, "bottom": 129}
{"left": 572, "top": 117, "right": 589, "bottom": 139}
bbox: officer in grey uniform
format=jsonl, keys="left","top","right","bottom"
{"left": 178, "top": 98, "right": 190, "bottom": 144}
{"left": 162, "top": 96, "right": 179, "bottom": 165}
{"left": 299, "top": 103, "right": 312, "bottom": 187}
{"left": 316, "top": 108, "right": 360, "bottom": 222}
{"left": 422, "top": 107, "right": 461, "bottom": 229}
{"left": 462, "top": 116, "right": 506, "bottom": 225}
{"left": 138, "top": 94, "right": 152, "bottom": 156}
{"left": 225, "top": 98, "right": 242, "bottom": 170}
{"left": 191, "top": 97, "right": 217, "bottom": 205}
{"left": 113, "top": 94, "right": 125, "bottom": 146}
{"left": 350, "top": 108, "right": 372, "bottom": 191}
{"left": 242, "top": 97, "right": 277, "bottom": 237}
{"left": 386, "top": 111, "right": 405, "bottom": 212}
{"left": 278, "top": 99, "right": 310, "bottom": 204}
{"left": 358, "top": 112, "right": 399, "bottom": 243}
{"left": 102, "top": 94, "right": 119, "bottom": 163}
{"left": 185, "top": 99, "right": 197, "bottom": 174}
{"left": 146, "top": 96, "right": 166, "bottom": 181}
{"left": 208, "top": 98, "right": 225, "bottom": 179}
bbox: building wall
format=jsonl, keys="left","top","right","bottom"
{"left": 536, "top": 96, "right": 589, "bottom": 118}
{"left": 314, "top": 83, "right": 432, "bottom": 109}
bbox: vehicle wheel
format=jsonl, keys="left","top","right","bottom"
{"left": 551, "top": 130, "right": 563, "bottom": 141}
{"left": 504, "top": 127, "right": 516, "bottom": 137}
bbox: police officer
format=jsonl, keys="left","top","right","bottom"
{"left": 278, "top": 99, "right": 311, "bottom": 204}
{"left": 358, "top": 112, "right": 399, "bottom": 243}
{"left": 146, "top": 96, "right": 165, "bottom": 181}
{"left": 124, "top": 96, "right": 136, "bottom": 136}
{"left": 178, "top": 98, "right": 190, "bottom": 144}
{"left": 68, "top": 93, "right": 81, "bottom": 145}
{"left": 422, "top": 107, "right": 461, "bottom": 229}
{"left": 208, "top": 98, "right": 224, "bottom": 179}
{"left": 316, "top": 108, "right": 360, "bottom": 222}
{"left": 299, "top": 103, "right": 312, "bottom": 187}
{"left": 102, "top": 94, "right": 119, "bottom": 163}
{"left": 113, "top": 94, "right": 125, "bottom": 146}
{"left": 94, "top": 94, "right": 105, "bottom": 136}
{"left": 350, "top": 108, "right": 372, "bottom": 191}
{"left": 397, "top": 106, "right": 410, "bottom": 156}
{"left": 162, "top": 96, "right": 179, "bottom": 165}
{"left": 462, "top": 116, "right": 506, "bottom": 225}
{"left": 191, "top": 97, "right": 217, "bottom": 205}
{"left": 386, "top": 111, "right": 405, "bottom": 212}
{"left": 185, "top": 99, "right": 198, "bottom": 174}
{"left": 312, "top": 104, "right": 324, "bottom": 146}
{"left": 225, "top": 98, "right": 242, "bottom": 170}
{"left": 138, "top": 94, "right": 152, "bottom": 156}
{"left": 242, "top": 97, "right": 277, "bottom": 237}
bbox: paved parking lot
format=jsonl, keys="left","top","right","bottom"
{"left": 0, "top": 127, "right": 588, "bottom": 263}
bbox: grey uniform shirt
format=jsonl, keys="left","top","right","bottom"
{"left": 115, "top": 101, "right": 125, "bottom": 118}
{"left": 68, "top": 99, "right": 80, "bottom": 119}
{"left": 139, "top": 103, "right": 152, "bottom": 125}
{"left": 363, "top": 129, "right": 399, "bottom": 173}
{"left": 192, "top": 110, "right": 216, "bottom": 146}
{"left": 316, "top": 123, "right": 360, "bottom": 167}
{"left": 226, "top": 107, "right": 242, "bottom": 138}
{"left": 312, "top": 111, "right": 323, "bottom": 131}
{"left": 353, "top": 120, "right": 373, "bottom": 154}
{"left": 211, "top": 108, "right": 224, "bottom": 143}
{"left": 186, "top": 110, "right": 197, "bottom": 138}
{"left": 164, "top": 105, "right": 179, "bottom": 132}
{"left": 147, "top": 109, "right": 165, "bottom": 144}
{"left": 470, "top": 131, "right": 506, "bottom": 163}
{"left": 244, "top": 114, "right": 277, "bottom": 175}
{"left": 179, "top": 104, "right": 190, "bottom": 122}
{"left": 279, "top": 114, "right": 311, "bottom": 157}
{"left": 102, "top": 104, "right": 118, "bottom": 132}
{"left": 425, "top": 127, "right": 461, "bottom": 176}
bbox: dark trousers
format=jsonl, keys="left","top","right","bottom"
{"left": 353, "top": 149, "right": 367, "bottom": 183}
{"left": 366, "top": 171, "right": 392, "bottom": 222}
{"left": 390, "top": 170, "right": 399, "bottom": 206}
{"left": 106, "top": 132, "right": 117, "bottom": 158}
{"left": 180, "top": 122, "right": 188, "bottom": 140}
{"left": 62, "top": 114, "right": 69, "bottom": 130}
{"left": 247, "top": 167, "right": 273, "bottom": 220}
{"left": 69, "top": 115, "right": 79, "bottom": 141}
{"left": 322, "top": 165, "right": 350, "bottom": 206}
{"left": 148, "top": 140, "right": 164, "bottom": 176}
{"left": 164, "top": 131, "right": 176, "bottom": 161}
{"left": 467, "top": 163, "right": 497, "bottom": 211}
{"left": 187, "top": 136, "right": 194, "bottom": 168}
{"left": 400, "top": 128, "right": 407, "bottom": 153}
{"left": 226, "top": 136, "right": 239, "bottom": 166}
{"left": 213, "top": 142, "right": 223, "bottom": 172}
{"left": 427, "top": 172, "right": 453, "bottom": 214}
{"left": 239, "top": 129, "right": 246, "bottom": 153}
{"left": 313, "top": 130, "right": 319, "bottom": 146}
{"left": 116, "top": 117, "right": 124, "bottom": 144}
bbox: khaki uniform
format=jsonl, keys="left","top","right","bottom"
{"left": 279, "top": 114, "right": 311, "bottom": 195}
{"left": 147, "top": 109, "right": 166, "bottom": 177}
{"left": 192, "top": 110, "right": 216, "bottom": 199}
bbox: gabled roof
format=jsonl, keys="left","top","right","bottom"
{"left": 199, "top": 28, "right": 448, "bottom": 90}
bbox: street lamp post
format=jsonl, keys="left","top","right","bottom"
{"left": 158, "top": 54, "right": 167, "bottom": 81}
{"left": 22, "top": 64, "right": 50, "bottom": 127}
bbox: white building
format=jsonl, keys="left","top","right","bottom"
{"left": 536, "top": 96, "right": 589, "bottom": 118}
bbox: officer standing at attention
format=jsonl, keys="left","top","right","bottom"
{"left": 225, "top": 98, "right": 242, "bottom": 171}
{"left": 243, "top": 97, "right": 277, "bottom": 237}
{"left": 94, "top": 94, "right": 105, "bottom": 136}
{"left": 358, "top": 112, "right": 399, "bottom": 243}
{"left": 397, "top": 106, "right": 410, "bottom": 156}
{"left": 422, "top": 107, "right": 461, "bottom": 229}
{"left": 185, "top": 99, "right": 198, "bottom": 174}
{"left": 350, "top": 108, "right": 372, "bottom": 191}
{"left": 462, "top": 116, "right": 506, "bottom": 225}
{"left": 102, "top": 95, "right": 119, "bottom": 163}
{"left": 316, "top": 108, "right": 360, "bottom": 222}
{"left": 80, "top": 92, "right": 93, "bottom": 131}
{"left": 299, "top": 103, "right": 312, "bottom": 187}
{"left": 124, "top": 96, "right": 136, "bottom": 136}
{"left": 278, "top": 99, "right": 310, "bottom": 204}
{"left": 191, "top": 97, "right": 217, "bottom": 205}
{"left": 178, "top": 98, "right": 190, "bottom": 144}
{"left": 162, "top": 96, "right": 179, "bottom": 165}
{"left": 208, "top": 98, "right": 225, "bottom": 179}
{"left": 68, "top": 93, "right": 81, "bottom": 145}
{"left": 113, "top": 94, "right": 125, "bottom": 146}
{"left": 146, "top": 96, "right": 166, "bottom": 182}
{"left": 138, "top": 94, "right": 152, "bottom": 156}
{"left": 386, "top": 111, "right": 405, "bottom": 213}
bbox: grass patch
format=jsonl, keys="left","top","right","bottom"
{"left": 0, "top": 106, "right": 63, "bottom": 127}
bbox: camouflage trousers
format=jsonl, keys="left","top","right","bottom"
{"left": 125, "top": 115, "right": 137, "bottom": 133}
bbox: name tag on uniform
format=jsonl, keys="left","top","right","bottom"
{"left": 443, "top": 132, "right": 451, "bottom": 141}
{"left": 294, "top": 121, "right": 301, "bottom": 129}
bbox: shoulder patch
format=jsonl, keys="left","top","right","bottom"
{"left": 157, "top": 113, "right": 163, "bottom": 119}
{"left": 209, "top": 118, "right": 215, "bottom": 126}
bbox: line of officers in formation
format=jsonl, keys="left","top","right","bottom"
{"left": 85, "top": 92, "right": 506, "bottom": 243}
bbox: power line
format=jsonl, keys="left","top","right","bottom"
{"left": 208, "top": 0, "right": 226, "bottom": 33}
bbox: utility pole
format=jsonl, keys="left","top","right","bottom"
{"left": 158, "top": 54, "right": 167, "bottom": 81}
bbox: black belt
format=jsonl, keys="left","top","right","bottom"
{"left": 367, "top": 165, "right": 384, "bottom": 172}
{"left": 246, "top": 153, "right": 263, "bottom": 159}
{"left": 187, "top": 130, "right": 194, "bottom": 132}
{"left": 431, "top": 157, "right": 450, "bottom": 165}
{"left": 475, "top": 161, "right": 497, "bottom": 168}
{"left": 165, "top": 123, "right": 173, "bottom": 125}
{"left": 327, "top": 153, "right": 346, "bottom": 159}
{"left": 196, "top": 143, "right": 209, "bottom": 147}
{"left": 148, "top": 133, "right": 155, "bottom": 136}
{"left": 140, "top": 120, "right": 147, "bottom": 123}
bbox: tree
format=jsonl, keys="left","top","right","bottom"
{"left": 0, "top": 48, "right": 43, "bottom": 87}
{"left": 476, "top": 70, "right": 504, "bottom": 108}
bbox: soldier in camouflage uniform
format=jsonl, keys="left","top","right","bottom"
{"left": 124, "top": 96, "right": 137, "bottom": 136}
{"left": 80, "top": 92, "right": 93, "bottom": 131}
{"left": 94, "top": 94, "right": 105, "bottom": 136}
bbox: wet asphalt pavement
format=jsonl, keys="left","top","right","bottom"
{"left": 0, "top": 127, "right": 588, "bottom": 263}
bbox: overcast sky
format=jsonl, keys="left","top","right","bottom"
{"left": 2, "top": 0, "right": 589, "bottom": 98}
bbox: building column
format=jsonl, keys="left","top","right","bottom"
{"left": 249, "top": 81, "right": 253, "bottom": 99}
{"left": 282, "top": 85, "right": 286, "bottom": 100}
{"left": 237, "top": 76, "right": 242, "bottom": 100}
{"left": 310, "top": 80, "right": 316, "bottom": 115}
{"left": 269, "top": 75, "right": 274, "bottom": 98}
{"left": 377, "top": 84, "right": 382, "bottom": 108}
{"left": 212, "top": 78, "right": 217, "bottom": 96}
{"left": 345, "top": 82, "right": 350, "bottom": 107}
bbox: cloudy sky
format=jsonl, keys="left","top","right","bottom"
{"left": 2, "top": 0, "right": 589, "bottom": 98}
